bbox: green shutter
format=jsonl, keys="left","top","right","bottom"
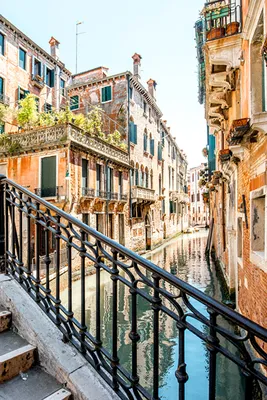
{"left": 106, "top": 86, "right": 111, "bottom": 101}
{"left": 158, "top": 143, "right": 162, "bottom": 161}
{"left": 82, "top": 159, "right": 88, "bottom": 188}
{"left": 134, "top": 124, "right": 137, "bottom": 144}
{"left": 50, "top": 69, "right": 55, "bottom": 88}
{"left": 41, "top": 156, "right": 56, "bottom": 197}
{"left": 0, "top": 124, "right": 4, "bottom": 134}
{"left": 101, "top": 87, "right": 106, "bottom": 102}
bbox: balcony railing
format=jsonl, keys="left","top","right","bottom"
{"left": 0, "top": 124, "right": 130, "bottom": 167}
{"left": 0, "top": 176, "right": 266, "bottom": 400}
{"left": 82, "top": 187, "right": 95, "bottom": 198}
{"left": 96, "top": 190, "right": 107, "bottom": 199}
{"left": 219, "top": 148, "right": 232, "bottom": 163}
{"left": 0, "top": 93, "right": 10, "bottom": 106}
{"left": 31, "top": 74, "right": 45, "bottom": 89}
{"left": 171, "top": 191, "right": 189, "bottom": 204}
{"left": 131, "top": 186, "right": 155, "bottom": 202}
{"left": 227, "top": 118, "right": 251, "bottom": 145}
{"left": 204, "top": 0, "right": 242, "bottom": 41}
{"left": 34, "top": 186, "right": 65, "bottom": 200}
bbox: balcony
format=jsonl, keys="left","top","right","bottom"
{"left": 227, "top": 118, "right": 251, "bottom": 145}
{"left": 131, "top": 186, "right": 155, "bottom": 202}
{"left": 219, "top": 148, "right": 232, "bottom": 163}
{"left": 95, "top": 190, "right": 107, "bottom": 200}
{"left": 34, "top": 186, "right": 65, "bottom": 200}
{"left": 82, "top": 187, "right": 95, "bottom": 198}
{"left": 0, "top": 93, "right": 10, "bottom": 106}
{"left": 171, "top": 191, "right": 189, "bottom": 204}
{"left": 0, "top": 124, "right": 130, "bottom": 167}
{"left": 31, "top": 74, "right": 45, "bottom": 89}
{"left": 204, "top": 0, "right": 242, "bottom": 42}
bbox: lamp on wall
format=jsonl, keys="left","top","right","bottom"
{"left": 238, "top": 51, "right": 245, "bottom": 66}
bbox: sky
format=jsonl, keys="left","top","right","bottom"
{"left": 1, "top": 0, "right": 206, "bottom": 168}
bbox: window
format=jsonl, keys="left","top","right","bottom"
{"left": 150, "top": 137, "right": 154, "bottom": 156}
{"left": 60, "top": 79, "right": 65, "bottom": 96}
{"left": 96, "top": 164, "right": 102, "bottom": 194}
{"left": 161, "top": 131, "right": 165, "bottom": 147}
{"left": 44, "top": 103, "right": 52, "bottom": 113}
{"left": 0, "top": 77, "right": 3, "bottom": 99}
{"left": 191, "top": 194, "right": 194, "bottom": 202}
{"left": 19, "top": 48, "right": 26, "bottom": 70}
{"left": 70, "top": 95, "right": 79, "bottom": 110}
{"left": 18, "top": 87, "right": 30, "bottom": 102}
{"left": 192, "top": 174, "right": 194, "bottom": 182}
{"left": 107, "top": 167, "right": 114, "bottom": 197}
{"left": 33, "top": 58, "right": 42, "bottom": 76}
{"left": 144, "top": 133, "right": 148, "bottom": 151}
{"left": 34, "top": 97, "right": 40, "bottom": 111}
{"left": 0, "top": 124, "right": 4, "bottom": 134}
{"left": 119, "top": 171, "right": 123, "bottom": 196}
{"left": 197, "top": 193, "right": 200, "bottom": 202}
{"left": 135, "top": 169, "right": 139, "bottom": 186}
{"left": 130, "top": 121, "right": 137, "bottom": 144}
{"left": 251, "top": 195, "right": 266, "bottom": 258}
{"left": 158, "top": 142, "right": 162, "bottom": 161}
{"left": 145, "top": 172, "right": 149, "bottom": 188}
{"left": 101, "top": 86, "right": 112, "bottom": 103}
{"left": 0, "top": 33, "right": 4, "bottom": 56}
{"left": 193, "top": 207, "right": 195, "bottom": 214}
{"left": 96, "top": 214, "right": 105, "bottom": 234}
{"left": 132, "top": 203, "right": 142, "bottom": 218}
{"left": 45, "top": 67, "right": 54, "bottom": 88}
{"left": 41, "top": 156, "right": 57, "bottom": 197}
{"left": 143, "top": 101, "right": 147, "bottom": 114}
{"left": 82, "top": 159, "right": 88, "bottom": 189}
{"left": 198, "top": 207, "right": 200, "bottom": 213}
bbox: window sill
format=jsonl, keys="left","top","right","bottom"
{"left": 101, "top": 100, "right": 112, "bottom": 104}
{"left": 18, "top": 66, "right": 27, "bottom": 73}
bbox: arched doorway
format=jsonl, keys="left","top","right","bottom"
{"left": 145, "top": 214, "right": 152, "bottom": 250}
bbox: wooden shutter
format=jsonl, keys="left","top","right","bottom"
{"left": 106, "top": 86, "right": 111, "bottom": 101}
{"left": 150, "top": 139, "right": 155, "bottom": 156}
{"left": 50, "top": 69, "right": 55, "bottom": 87}
{"left": 134, "top": 124, "right": 137, "bottom": 144}
{"left": 41, "top": 156, "right": 56, "bottom": 197}
{"left": 43, "top": 65, "right": 47, "bottom": 84}
{"left": 101, "top": 87, "right": 106, "bottom": 102}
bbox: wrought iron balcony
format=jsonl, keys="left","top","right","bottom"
{"left": 31, "top": 74, "right": 45, "bottom": 89}
{"left": 95, "top": 190, "right": 107, "bottom": 199}
{"left": 227, "top": 118, "right": 251, "bottom": 145}
{"left": 204, "top": 0, "right": 242, "bottom": 41}
{"left": 0, "top": 176, "right": 266, "bottom": 399}
{"left": 0, "top": 93, "right": 10, "bottom": 106}
{"left": 82, "top": 187, "right": 95, "bottom": 198}
{"left": 34, "top": 186, "right": 65, "bottom": 200}
{"left": 219, "top": 148, "right": 232, "bottom": 163}
{"left": 131, "top": 185, "right": 155, "bottom": 202}
{"left": 119, "top": 193, "right": 128, "bottom": 201}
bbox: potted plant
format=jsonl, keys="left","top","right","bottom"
{"left": 226, "top": 21, "right": 240, "bottom": 35}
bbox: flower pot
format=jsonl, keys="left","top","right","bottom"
{"left": 226, "top": 22, "right": 239, "bottom": 35}
{"left": 206, "top": 27, "right": 225, "bottom": 40}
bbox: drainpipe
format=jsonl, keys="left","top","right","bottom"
{"left": 127, "top": 74, "right": 132, "bottom": 220}
{"left": 105, "top": 160, "right": 109, "bottom": 237}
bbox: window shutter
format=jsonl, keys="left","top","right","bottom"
{"left": 32, "top": 56, "right": 35, "bottom": 76}
{"left": 107, "top": 86, "right": 111, "bottom": 101}
{"left": 129, "top": 122, "right": 134, "bottom": 143}
{"left": 158, "top": 143, "right": 162, "bottom": 161}
{"left": 50, "top": 69, "right": 55, "bottom": 87}
{"left": 134, "top": 124, "right": 137, "bottom": 144}
{"left": 151, "top": 139, "right": 155, "bottom": 156}
{"left": 0, "top": 78, "right": 3, "bottom": 96}
{"left": 43, "top": 65, "right": 47, "bottom": 84}
{"left": 41, "top": 156, "right": 56, "bottom": 197}
{"left": 101, "top": 87, "right": 106, "bottom": 102}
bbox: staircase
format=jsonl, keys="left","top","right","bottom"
{"left": 0, "top": 309, "right": 72, "bottom": 400}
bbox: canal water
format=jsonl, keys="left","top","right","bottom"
{"left": 61, "top": 230, "right": 245, "bottom": 400}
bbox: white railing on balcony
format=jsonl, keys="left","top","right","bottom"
{"left": 131, "top": 186, "right": 155, "bottom": 201}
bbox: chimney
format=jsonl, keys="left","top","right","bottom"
{"left": 49, "top": 37, "right": 60, "bottom": 60}
{"left": 147, "top": 79, "right": 157, "bottom": 99}
{"left": 132, "top": 53, "right": 142, "bottom": 80}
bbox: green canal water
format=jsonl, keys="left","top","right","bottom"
{"left": 61, "top": 230, "right": 245, "bottom": 399}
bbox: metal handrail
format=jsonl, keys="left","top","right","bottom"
{"left": 0, "top": 175, "right": 266, "bottom": 400}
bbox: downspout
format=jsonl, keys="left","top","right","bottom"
{"left": 127, "top": 74, "right": 132, "bottom": 220}
{"left": 105, "top": 160, "right": 109, "bottom": 237}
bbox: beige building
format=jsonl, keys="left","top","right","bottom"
{"left": 188, "top": 164, "right": 209, "bottom": 226}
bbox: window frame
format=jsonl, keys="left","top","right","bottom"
{"left": 101, "top": 85, "right": 112, "bottom": 103}
{"left": 45, "top": 66, "right": 54, "bottom": 88}
{"left": 60, "top": 78, "right": 66, "bottom": 97}
{"left": 39, "top": 154, "right": 58, "bottom": 198}
{"left": 19, "top": 47, "right": 27, "bottom": 70}
{"left": 0, "top": 32, "right": 5, "bottom": 56}
{"left": 70, "top": 95, "right": 79, "bottom": 111}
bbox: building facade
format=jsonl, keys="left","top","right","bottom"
{"left": 196, "top": 0, "right": 267, "bottom": 351}
{"left": 188, "top": 164, "right": 209, "bottom": 226}
{"left": 0, "top": 15, "right": 188, "bottom": 253}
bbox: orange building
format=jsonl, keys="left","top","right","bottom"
{"left": 196, "top": 0, "right": 267, "bottom": 346}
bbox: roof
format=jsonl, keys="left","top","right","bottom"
{"left": 0, "top": 14, "right": 71, "bottom": 76}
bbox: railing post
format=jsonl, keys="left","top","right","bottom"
{"left": 0, "top": 174, "right": 6, "bottom": 273}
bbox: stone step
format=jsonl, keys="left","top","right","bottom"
{"left": 0, "top": 310, "right": 12, "bottom": 332}
{"left": 0, "top": 330, "right": 36, "bottom": 383}
{"left": 0, "top": 365, "right": 71, "bottom": 399}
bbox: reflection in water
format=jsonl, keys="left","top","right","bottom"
{"left": 61, "top": 231, "right": 245, "bottom": 400}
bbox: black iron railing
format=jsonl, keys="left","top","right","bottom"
{"left": 204, "top": 0, "right": 242, "bottom": 41}
{"left": 0, "top": 175, "right": 266, "bottom": 400}
{"left": 82, "top": 187, "right": 95, "bottom": 198}
{"left": 96, "top": 190, "right": 107, "bottom": 199}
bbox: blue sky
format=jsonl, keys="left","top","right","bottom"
{"left": 2, "top": 0, "right": 206, "bottom": 167}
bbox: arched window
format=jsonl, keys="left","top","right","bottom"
{"left": 144, "top": 130, "right": 148, "bottom": 152}
{"left": 150, "top": 170, "right": 153, "bottom": 189}
{"left": 145, "top": 167, "right": 149, "bottom": 188}
{"left": 135, "top": 163, "right": 139, "bottom": 186}
{"left": 159, "top": 174, "right": 162, "bottom": 195}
